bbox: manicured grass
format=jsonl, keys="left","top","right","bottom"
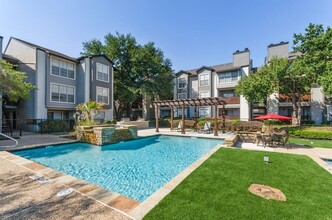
{"left": 144, "top": 148, "right": 332, "bottom": 220}
{"left": 289, "top": 137, "right": 332, "bottom": 149}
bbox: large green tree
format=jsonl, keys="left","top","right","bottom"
{"left": 236, "top": 23, "right": 331, "bottom": 125}
{"left": 81, "top": 32, "right": 174, "bottom": 120}
{"left": 0, "top": 60, "right": 36, "bottom": 102}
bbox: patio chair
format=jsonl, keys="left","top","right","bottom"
{"left": 199, "top": 122, "right": 212, "bottom": 134}
{"left": 271, "top": 129, "right": 291, "bottom": 148}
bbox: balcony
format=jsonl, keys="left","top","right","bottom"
{"left": 222, "top": 97, "right": 240, "bottom": 105}
{"left": 278, "top": 93, "right": 311, "bottom": 102}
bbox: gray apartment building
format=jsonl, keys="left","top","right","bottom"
{"left": 173, "top": 42, "right": 332, "bottom": 124}
{"left": 173, "top": 48, "right": 251, "bottom": 121}
{"left": 1, "top": 36, "right": 114, "bottom": 127}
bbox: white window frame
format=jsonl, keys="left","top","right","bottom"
{"left": 199, "top": 91, "right": 210, "bottom": 98}
{"left": 96, "top": 86, "right": 109, "bottom": 105}
{"left": 199, "top": 73, "right": 209, "bottom": 87}
{"left": 218, "top": 71, "right": 239, "bottom": 84}
{"left": 178, "top": 93, "right": 187, "bottom": 99}
{"left": 50, "top": 83, "right": 75, "bottom": 104}
{"left": 50, "top": 57, "right": 76, "bottom": 80}
{"left": 96, "top": 63, "right": 110, "bottom": 82}
{"left": 178, "top": 77, "right": 187, "bottom": 89}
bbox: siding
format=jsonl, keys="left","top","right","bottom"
{"left": 90, "top": 56, "right": 113, "bottom": 109}
{"left": 5, "top": 38, "right": 37, "bottom": 119}
{"left": 46, "top": 55, "right": 77, "bottom": 109}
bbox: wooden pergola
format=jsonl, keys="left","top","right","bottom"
{"left": 153, "top": 97, "right": 226, "bottom": 136}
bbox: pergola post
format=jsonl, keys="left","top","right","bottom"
{"left": 170, "top": 106, "right": 174, "bottom": 131}
{"left": 214, "top": 104, "right": 218, "bottom": 136}
{"left": 181, "top": 103, "right": 185, "bottom": 134}
{"left": 194, "top": 106, "right": 198, "bottom": 131}
{"left": 155, "top": 104, "right": 159, "bottom": 132}
{"left": 222, "top": 104, "right": 226, "bottom": 133}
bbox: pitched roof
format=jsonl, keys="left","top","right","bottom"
{"left": 78, "top": 54, "right": 114, "bottom": 65}
{"left": 175, "top": 62, "right": 242, "bottom": 77}
{"left": 10, "top": 37, "right": 79, "bottom": 63}
{"left": 2, "top": 54, "right": 19, "bottom": 63}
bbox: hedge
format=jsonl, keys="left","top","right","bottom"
{"left": 289, "top": 129, "right": 332, "bottom": 140}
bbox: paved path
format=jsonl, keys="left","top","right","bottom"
{"left": 0, "top": 134, "right": 76, "bottom": 151}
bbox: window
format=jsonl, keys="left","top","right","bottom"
{"left": 220, "top": 91, "right": 235, "bottom": 98}
{"left": 199, "top": 91, "right": 210, "bottom": 98}
{"left": 97, "top": 63, "right": 109, "bottom": 82}
{"left": 218, "top": 71, "right": 239, "bottom": 84}
{"left": 327, "top": 105, "right": 332, "bottom": 121}
{"left": 51, "top": 83, "right": 75, "bottom": 103}
{"left": 224, "top": 108, "right": 240, "bottom": 116}
{"left": 96, "top": 87, "right": 109, "bottom": 104}
{"left": 199, "top": 73, "right": 209, "bottom": 86}
{"left": 51, "top": 57, "right": 75, "bottom": 79}
{"left": 178, "top": 77, "right": 187, "bottom": 89}
{"left": 199, "top": 107, "right": 210, "bottom": 117}
{"left": 177, "top": 107, "right": 188, "bottom": 117}
{"left": 178, "top": 93, "right": 187, "bottom": 99}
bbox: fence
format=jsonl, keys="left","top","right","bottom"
{"left": 1, "top": 119, "right": 75, "bottom": 137}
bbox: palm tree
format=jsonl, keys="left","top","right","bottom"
{"left": 76, "top": 101, "right": 104, "bottom": 123}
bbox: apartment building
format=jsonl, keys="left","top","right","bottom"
{"left": 173, "top": 48, "right": 251, "bottom": 121}
{"left": 173, "top": 42, "right": 332, "bottom": 124}
{"left": 1, "top": 37, "right": 114, "bottom": 124}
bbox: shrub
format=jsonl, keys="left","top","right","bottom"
{"left": 235, "top": 121, "right": 263, "bottom": 132}
{"left": 288, "top": 129, "right": 332, "bottom": 140}
{"left": 263, "top": 120, "right": 282, "bottom": 126}
{"left": 39, "top": 120, "right": 71, "bottom": 133}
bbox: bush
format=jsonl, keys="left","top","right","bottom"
{"left": 263, "top": 120, "right": 282, "bottom": 126}
{"left": 289, "top": 128, "right": 332, "bottom": 140}
{"left": 105, "top": 119, "right": 117, "bottom": 125}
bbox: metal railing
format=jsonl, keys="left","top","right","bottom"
{"left": 1, "top": 119, "right": 75, "bottom": 137}
{"left": 0, "top": 132, "right": 18, "bottom": 147}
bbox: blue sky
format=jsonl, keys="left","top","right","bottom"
{"left": 0, "top": 0, "right": 331, "bottom": 71}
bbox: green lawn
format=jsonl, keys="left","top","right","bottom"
{"left": 144, "top": 148, "right": 332, "bottom": 220}
{"left": 289, "top": 137, "right": 332, "bottom": 149}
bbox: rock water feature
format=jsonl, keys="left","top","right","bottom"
{"left": 77, "top": 125, "right": 138, "bottom": 146}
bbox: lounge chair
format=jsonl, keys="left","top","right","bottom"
{"left": 199, "top": 122, "right": 212, "bottom": 134}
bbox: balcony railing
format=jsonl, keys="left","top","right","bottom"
{"left": 222, "top": 97, "right": 240, "bottom": 104}
{"left": 279, "top": 93, "right": 311, "bottom": 102}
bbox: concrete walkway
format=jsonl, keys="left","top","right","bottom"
{"left": 0, "top": 134, "right": 76, "bottom": 151}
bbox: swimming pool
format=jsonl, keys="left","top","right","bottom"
{"left": 15, "top": 135, "right": 223, "bottom": 201}
{"left": 324, "top": 159, "right": 332, "bottom": 166}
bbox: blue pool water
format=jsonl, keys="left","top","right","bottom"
{"left": 324, "top": 159, "right": 332, "bottom": 166}
{"left": 15, "top": 135, "right": 222, "bottom": 201}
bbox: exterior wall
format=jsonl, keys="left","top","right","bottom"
{"left": 89, "top": 56, "right": 113, "bottom": 110}
{"left": 197, "top": 69, "right": 212, "bottom": 117}
{"left": 76, "top": 59, "right": 86, "bottom": 104}
{"left": 239, "top": 66, "right": 250, "bottom": 121}
{"left": 46, "top": 55, "right": 77, "bottom": 110}
{"left": 5, "top": 38, "right": 37, "bottom": 120}
{"left": 189, "top": 76, "right": 198, "bottom": 117}
{"left": 35, "top": 50, "right": 47, "bottom": 119}
{"left": 311, "top": 86, "right": 324, "bottom": 124}
{"left": 233, "top": 50, "right": 250, "bottom": 66}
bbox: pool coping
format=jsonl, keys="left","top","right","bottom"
{"left": 1, "top": 134, "right": 226, "bottom": 219}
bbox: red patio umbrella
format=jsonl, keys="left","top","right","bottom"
{"left": 254, "top": 113, "right": 292, "bottom": 121}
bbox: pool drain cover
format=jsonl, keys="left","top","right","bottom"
{"left": 57, "top": 188, "right": 74, "bottom": 197}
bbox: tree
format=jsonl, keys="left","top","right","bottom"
{"left": 75, "top": 101, "right": 104, "bottom": 125}
{"left": 236, "top": 23, "right": 332, "bottom": 125}
{"left": 293, "top": 23, "right": 332, "bottom": 95}
{"left": 81, "top": 32, "right": 174, "bottom": 120}
{"left": 0, "top": 60, "right": 36, "bottom": 102}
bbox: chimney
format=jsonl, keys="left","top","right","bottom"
{"left": 266, "top": 41, "right": 289, "bottom": 63}
{"left": 0, "top": 36, "right": 3, "bottom": 59}
{"left": 233, "top": 48, "right": 250, "bottom": 67}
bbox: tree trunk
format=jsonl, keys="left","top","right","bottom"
{"left": 291, "top": 95, "right": 299, "bottom": 126}
{"left": 297, "top": 98, "right": 302, "bottom": 126}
